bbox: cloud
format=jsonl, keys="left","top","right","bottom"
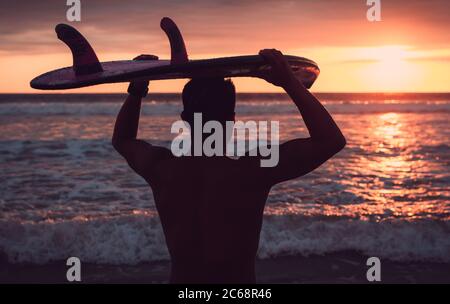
{"left": 0, "top": 0, "right": 449, "bottom": 56}
{"left": 337, "top": 59, "right": 380, "bottom": 64}
{"left": 407, "top": 55, "right": 450, "bottom": 62}
{"left": 338, "top": 56, "right": 450, "bottom": 65}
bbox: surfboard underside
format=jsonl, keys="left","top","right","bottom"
{"left": 30, "top": 55, "right": 320, "bottom": 90}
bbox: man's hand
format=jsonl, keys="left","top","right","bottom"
{"left": 257, "top": 50, "right": 345, "bottom": 186}
{"left": 128, "top": 54, "right": 159, "bottom": 97}
{"left": 259, "top": 49, "right": 300, "bottom": 89}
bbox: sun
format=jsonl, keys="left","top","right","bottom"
{"left": 372, "top": 46, "right": 408, "bottom": 63}
{"left": 359, "top": 45, "right": 421, "bottom": 92}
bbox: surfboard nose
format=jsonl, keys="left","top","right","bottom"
{"left": 55, "top": 23, "right": 103, "bottom": 76}
{"left": 160, "top": 17, "right": 189, "bottom": 65}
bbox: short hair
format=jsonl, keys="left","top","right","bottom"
{"left": 182, "top": 78, "right": 236, "bottom": 120}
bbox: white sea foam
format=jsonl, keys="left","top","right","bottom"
{"left": 1, "top": 214, "right": 449, "bottom": 265}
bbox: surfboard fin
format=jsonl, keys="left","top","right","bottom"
{"left": 160, "top": 17, "right": 189, "bottom": 65}
{"left": 55, "top": 24, "right": 103, "bottom": 76}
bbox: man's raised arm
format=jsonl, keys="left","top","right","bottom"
{"left": 112, "top": 55, "right": 169, "bottom": 179}
{"left": 259, "top": 49, "right": 346, "bottom": 184}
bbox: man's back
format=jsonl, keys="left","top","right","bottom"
{"left": 149, "top": 154, "right": 270, "bottom": 283}
{"left": 112, "top": 49, "right": 345, "bottom": 284}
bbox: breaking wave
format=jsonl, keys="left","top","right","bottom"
{"left": 1, "top": 214, "right": 448, "bottom": 265}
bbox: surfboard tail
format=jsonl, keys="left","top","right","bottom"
{"left": 55, "top": 24, "right": 103, "bottom": 76}
{"left": 160, "top": 17, "right": 189, "bottom": 65}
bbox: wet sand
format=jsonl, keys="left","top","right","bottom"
{"left": 1, "top": 251, "right": 449, "bottom": 284}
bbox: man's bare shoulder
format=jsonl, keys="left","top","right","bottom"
{"left": 140, "top": 145, "right": 174, "bottom": 183}
{"left": 151, "top": 145, "right": 173, "bottom": 158}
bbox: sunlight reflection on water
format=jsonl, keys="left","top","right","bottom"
{"left": 0, "top": 100, "right": 449, "bottom": 223}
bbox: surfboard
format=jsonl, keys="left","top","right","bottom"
{"left": 30, "top": 18, "right": 320, "bottom": 90}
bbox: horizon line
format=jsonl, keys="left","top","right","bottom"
{"left": 1, "top": 91, "right": 450, "bottom": 95}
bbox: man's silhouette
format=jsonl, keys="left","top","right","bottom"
{"left": 112, "top": 49, "right": 346, "bottom": 283}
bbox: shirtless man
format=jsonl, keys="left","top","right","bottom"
{"left": 112, "top": 49, "right": 346, "bottom": 283}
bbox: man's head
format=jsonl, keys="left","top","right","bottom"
{"left": 181, "top": 77, "right": 236, "bottom": 126}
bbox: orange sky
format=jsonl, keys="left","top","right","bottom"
{"left": 0, "top": 0, "right": 449, "bottom": 93}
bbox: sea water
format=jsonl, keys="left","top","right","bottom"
{"left": 0, "top": 93, "right": 449, "bottom": 264}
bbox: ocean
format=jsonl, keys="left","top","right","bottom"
{"left": 0, "top": 93, "right": 449, "bottom": 267}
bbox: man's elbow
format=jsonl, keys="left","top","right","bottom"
{"left": 111, "top": 137, "right": 122, "bottom": 153}
{"left": 320, "top": 133, "right": 346, "bottom": 156}
{"left": 332, "top": 133, "right": 346, "bottom": 153}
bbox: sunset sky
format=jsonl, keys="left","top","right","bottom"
{"left": 0, "top": 0, "right": 449, "bottom": 93}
